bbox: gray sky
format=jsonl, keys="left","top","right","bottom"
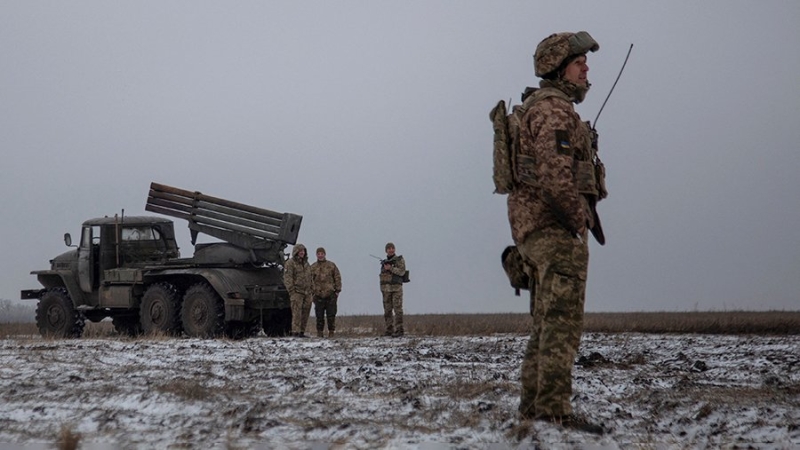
{"left": 2, "top": 1, "right": 799, "bottom": 315}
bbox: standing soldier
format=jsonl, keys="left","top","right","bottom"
{"left": 283, "top": 243, "right": 312, "bottom": 337}
{"left": 506, "top": 31, "right": 607, "bottom": 433}
{"left": 379, "top": 242, "right": 406, "bottom": 337}
{"left": 310, "top": 247, "right": 342, "bottom": 338}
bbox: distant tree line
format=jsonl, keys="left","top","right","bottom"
{"left": 0, "top": 299, "right": 35, "bottom": 323}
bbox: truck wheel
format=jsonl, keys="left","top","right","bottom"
{"left": 112, "top": 315, "right": 143, "bottom": 337}
{"left": 181, "top": 283, "right": 224, "bottom": 338}
{"left": 35, "top": 288, "right": 85, "bottom": 338}
{"left": 140, "top": 283, "right": 182, "bottom": 335}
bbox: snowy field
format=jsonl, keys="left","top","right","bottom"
{"left": 0, "top": 332, "right": 798, "bottom": 449}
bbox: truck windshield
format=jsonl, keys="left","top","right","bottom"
{"left": 121, "top": 227, "right": 161, "bottom": 241}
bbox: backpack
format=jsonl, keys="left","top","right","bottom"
{"left": 493, "top": 88, "right": 570, "bottom": 296}
{"left": 490, "top": 99, "right": 516, "bottom": 194}
{"left": 490, "top": 87, "right": 570, "bottom": 194}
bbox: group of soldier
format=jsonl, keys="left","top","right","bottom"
{"left": 282, "top": 242, "right": 406, "bottom": 338}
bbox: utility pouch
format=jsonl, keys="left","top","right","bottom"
{"left": 515, "top": 154, "right": 538, "bottom": 187}
{"left": 501, "top": 246, "right": 531, "bottom": 296}
{"left": 575, "top": 160, "right": 598, "bottom": 196}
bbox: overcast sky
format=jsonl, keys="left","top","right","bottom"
{"left": 2, "top": 2, "right": 799, "bottom": 315}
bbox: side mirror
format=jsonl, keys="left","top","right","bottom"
{"left": 64, "top": 233, "right": 72, "bottom": 247}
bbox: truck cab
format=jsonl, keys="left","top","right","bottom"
{"left": 76, "top": 216, "right": 180, "bottom": 300}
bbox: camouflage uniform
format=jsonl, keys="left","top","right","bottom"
{"left": 507, "top": 31, "right": 604, "bottom": 419}
{"left": 283, "top": 244, "right": 312, "bottom": 336}
{"left": 379, "top": 243, "right": 406, "bottom": 336}
{"left": 310, "top": 247, "right": 342, "bottom": 337}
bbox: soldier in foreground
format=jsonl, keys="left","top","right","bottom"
{"left": 506, "top": 32, "right": 607, "bottom": 433}
{"left": 283, "top": 243, "right": 312, "bottom": 337}
{"left": 379, "top": 242, "right": 406, "bottom": 337}
{"left": 310, "top": 247, "right": 342, "bottom": 338}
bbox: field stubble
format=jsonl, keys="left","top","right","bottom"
{"left": 3, "top": 310, "right": 799, "bottom": 338}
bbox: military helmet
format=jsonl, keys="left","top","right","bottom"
{"left": 534, "top": 31, "right": 599, "bottom": 78}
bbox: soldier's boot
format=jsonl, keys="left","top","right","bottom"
{"left": 519, "top": 402, "right": 536, "bottom": 420}
{"left": 328, "top": 330, "right": 335, "bottom": 338}
{"left": 519, "top": 388, "right": 537, "bottom": 420}
{"left": 317, "top": 330, "right": 324, "bottom": 338}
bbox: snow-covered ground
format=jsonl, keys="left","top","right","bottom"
{"left": 1, "top": 332, "right": 798, "bottom": 449}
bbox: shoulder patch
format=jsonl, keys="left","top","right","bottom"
{"left": 554, "top": 130, "right": 573, "bottom": 156}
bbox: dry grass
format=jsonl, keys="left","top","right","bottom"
{"left": 57, "top": 425, "right": 81, "bottom": 450}
{"left": 582, "top": 311, "right": 800, "bottom": 334}
{"left": 335, "top": 310, "right": 800, "bottom": 336}
{"left": 156, "top": 379, "right": 213, "bottom": 401}
{"left": 2, "top": 311, "right": 799, "bottom": 339}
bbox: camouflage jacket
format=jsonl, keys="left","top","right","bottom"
{"left": 379, "top": 255, "right": 405, "bottom": 292}
{"left": 507, "top": 83, "right": 600, "bottom": 243}
{"left": 283, "top": 244, "right": 311, "bottom": 295}
{"left": 310, "top": 259, "right": 342, "bottom": 299}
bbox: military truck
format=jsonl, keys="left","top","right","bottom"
{"left": 20, "top": 182, "right": 302, "bottom": 339}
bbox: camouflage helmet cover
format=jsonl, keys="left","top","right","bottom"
{"left": 534, "top": 31, "right": 599, "bottom": 77}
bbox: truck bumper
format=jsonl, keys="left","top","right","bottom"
{"left": 244, "top": 285, "right": 290, "bottom": 310}
{"left": 20, "top": 289, "right": 45, "bottom": 300}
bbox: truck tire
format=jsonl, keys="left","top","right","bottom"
{"left": 112, "top": 315, "right": 143, "bottom": 337}
{"left": 181, "top": 283, "right": 224, "bottom": 338}
{"left": 140, "top": 282, "right": 182, "bottom": 335}
{"left": 35, "top": 288, "right": 85, "bottom": 338}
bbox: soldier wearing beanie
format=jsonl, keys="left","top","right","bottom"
{"left": 310, "top": 247, "right": 342, "bottom": 338}
{"left": 507, "top": 31, "right": 607, "bottom": 433}
{"left": 379, "top": 242, "right": 406, "bottom": 336}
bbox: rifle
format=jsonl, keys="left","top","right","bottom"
{"left": 371, "top": 254, "right": 410, "bottom": 282}
{"left": 370, "top": 254, "right": 392, "bottom": 270}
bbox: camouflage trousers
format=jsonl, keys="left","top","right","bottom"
{"left": 517, "top": 226, "right": 589, "bottom": 418}
{"left": 290, "top": 292, "right": 312, "bottom": 334}
{"left": 381, "top": 288, "right": 404, "bottom": 335}
{"left": 314, "top": 296, "right": 338, "bottom": 333}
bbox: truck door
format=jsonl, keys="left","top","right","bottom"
{"left": 77, "top": 226, "right": 99, "bottom": 293}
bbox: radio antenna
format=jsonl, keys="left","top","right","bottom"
{"left": 592, "top": 43, "right": 633, "bottom": 129}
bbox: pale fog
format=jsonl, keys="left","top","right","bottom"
{"left": 1, "top": 2, "right": 798, "bottom": 316}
